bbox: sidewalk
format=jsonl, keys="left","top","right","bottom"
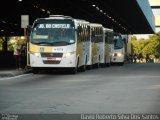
{"left": 0, "top": 67, "right": 32, "bottom": 78}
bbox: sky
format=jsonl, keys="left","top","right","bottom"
{"left": 134, "top": 34, "right": 153, "bottom": 40}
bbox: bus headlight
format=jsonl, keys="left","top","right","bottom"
{"left": 34, "top": 53, "right": 40, "bottom": 57}
{"left": 65, "top": 52, "right": 71, "bottom": 57}
{"left": 113, "top": 53, "right": 122, "bottom": 57}
{"left": 64, "top": 51, "right": 75, "bottom": 57}
{"left": 117, "top": 53, "right": 122, "bottom": 57}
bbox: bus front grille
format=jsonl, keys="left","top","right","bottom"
{"left": 41, "top": 53, "right": 63, "bottom": 57}
{"left": 43, "top": 61, "right": 61, "bottom": 64}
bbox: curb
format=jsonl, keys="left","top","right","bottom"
{"left": 0, "top": 73, "right": 15, "bottom": 77}
{"left": 0, "top": 69, "right": 33, "bottom": 78}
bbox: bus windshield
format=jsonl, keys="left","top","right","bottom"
{"left": 114, "top": 38, "right": 123, "bottom": 49}
{"left": 30, "top": 20, "right": 75, "bottom": 46}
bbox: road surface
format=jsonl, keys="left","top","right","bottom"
{"left": 0, "top": 63, "right": 160, "bottom": 115}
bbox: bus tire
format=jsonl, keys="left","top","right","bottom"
{"left": 96, "top": 56, "right": 100, "bottom": 68}
{"left": 101, "top": 63, "right": 105, "bottom": 68}
{"left": 32, "top": 68, "right": 39, "bottom": 74}
{"left": 87, "top": 65, "right": 92, "bottom": 70}
{"left": 71, "top": 67, "right": 77, "bottom": 74}
{"left": 71, "top": 58, "right": 79, "bottom": 74}
{"left": 121, "top": 62, "right": 124, "bottom": 65}
{"left": 106, "top": 62, "right": 111, "bottom": 67}
{"left": 81, "top": 58, "right": 87, "bottom": 72}
{"left": 96, "top": 62, "right": 100, "bottom": 68}
{"left": 119, "top": 62, "right": 124, "bottom": 66}
{"left": 81, "top": 64, "right": 86, "bottom": 72}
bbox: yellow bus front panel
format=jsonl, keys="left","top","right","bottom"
{"left": 29, "top": 43, "right": 77, "bottom": 68}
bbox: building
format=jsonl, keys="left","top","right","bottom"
{"left": 149, "top": 0, "right": 160, "bottom": 32}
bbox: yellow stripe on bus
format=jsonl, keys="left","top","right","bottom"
{"left": 29, "top": 43, "right": 53, "bottom": 53}
{"left": 92, "top": 43, "right": 97, "bottom": 64}
{"left": 76, "top": 42, "right": 83, "bottom": 66}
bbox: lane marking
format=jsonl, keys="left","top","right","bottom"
{"left": 0, "top": 74, "right": 159, "bottom": 81}
{"left": 0, "top": 73, "right": 32, "bottom": 81}
{"left": 146, "top": 85, "right": 160, "bottom": 89}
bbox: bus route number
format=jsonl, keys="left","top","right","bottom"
{"left": 53, "top": 48, "right": 63, "bottom": 52}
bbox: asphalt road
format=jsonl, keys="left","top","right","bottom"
{"left": 0, "top": 63, "right": 160, "bottom": 115}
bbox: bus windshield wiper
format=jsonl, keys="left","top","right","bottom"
{"left": 33, "top": 42, "right": 53, "bottom": 45}
{"left": 114, "top": 46, "right": 122, "bottom": 49}
{"left": 52, "top": 41, "right": 71, "bottom": 45}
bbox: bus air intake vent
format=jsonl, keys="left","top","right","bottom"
{"left": 41, "top": 53, "right": 63, "bottom": 57}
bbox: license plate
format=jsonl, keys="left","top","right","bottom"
{"left": 47, "top": 57, "right": 56, "bottom": 61}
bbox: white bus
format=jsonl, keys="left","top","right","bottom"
{"left": 87, "top": 23, "right": 103, "bottom": 68}
{"left": 103, "top": 28, "right": 114, "bottom": 66}
{"left": 111, "top": 32, "right": 126, "bottom": 65}
{"left": 28, "top": 15, "right": 90, "bottom": 74}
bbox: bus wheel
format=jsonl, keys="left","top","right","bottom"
{"left": 32, "top": 68, "right": 39, "bottom": 74}
{"left": 71, "top": 59, "right": 79, "bottom": 74}
{"left": 119, "top": 62, "right": 124, "bottom": 66}
{"left": 87, "top": 65, "right": 92, "bottom": 70}
{"left": 106, "top": 62, "right": 111, "bottom": 67}
{"left": 81, "top": 64, "right": 86, "bottom": 72}
{"left": 71, "top": 67, "right": 77, "bottom": 74}
{"left": 101, "top": 63, "right": 105, "bottom": 68}
{"left": 96, "top": 56, "right": 100, "bottom": 68}
{"left": 96, "top": 62, "right": 100, "bottom": 68}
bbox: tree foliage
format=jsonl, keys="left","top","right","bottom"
{"left": 131, "top": 32, "right": 160, "bottom": 57}
{"left": 0, "top": 37, "right": 5, "bottom": 51}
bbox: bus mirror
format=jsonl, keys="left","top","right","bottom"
{"left": 78, "top": 26, "right": 83, "bottom": 32}
{"left": 27, "top": 25, "right": 32, "bottom": 36}
{"left": 123, "top": 38, "right": 127, "bottom": 44}
{"left": 92, "top": 31, "right": 95, "bottom": 37}
{"left": 26, "top": 25, "right": 32, "bottom": 42}
{"left": 87, "top": 26, "right": 90, "bottom": 31}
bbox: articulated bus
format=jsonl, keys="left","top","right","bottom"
{"left": 28, "top": 15, "right": 90, "bottom": 74}
{"left": 88, "top": 23, "right": 103, "bottom": 68}
{"left": 111, "top": 32, "right": 126, "bottom": 65}
{"left": 103, "top": 28, "right": 114, "bottom": 66}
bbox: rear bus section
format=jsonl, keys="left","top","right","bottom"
{"left": 75, "top": 20, "right": 90, "bottom": 72}
{"left": 103, "top": 28, "right": 114, "bottom": 66}
{"left": 89, "top": 23, "right": 103, "bottom": 68}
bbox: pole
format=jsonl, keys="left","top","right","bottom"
{"left": 24, "top": 28, "right": 27, "bottom": 39}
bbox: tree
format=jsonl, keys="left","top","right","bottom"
{"left": 131, "top": 32, "right": 160, "bottom": 57}
{"left": 0, "top": 39, "right": 2, "bottom": 51}
{"left": 131, "top": 36, "right": 137, "bottom": 41}
{"left": 0, "top": 37, "right": 9, "bottom": 52}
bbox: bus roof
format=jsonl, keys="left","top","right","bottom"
{"left": 89, "top": 23, "right": 103, "bottom": 27}
{"left": 34, "top": 15, "right": 89, "bottom": 24}
{"left": 33, "top": 15, "right": 74, "bottom": 22}
{"left": 103, "top": 28, "right": 113, "bottom": 32}
{"left": 74, "top": 19, "right": 89, "bottom": 24}
{"left": 47, "top": 15, "right": 73, "bottom": 20}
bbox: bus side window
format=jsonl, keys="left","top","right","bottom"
{"left": 95, "top": 27, "right": 98, "bottom": 43}
{"left": 91, "top": 31, "right": 95, "bottom": 42}
{"left": 82, "top": 26, "right": 84, "bottom": 42}
{"left": 92, "top": 30, "right": 95, "bottom": 37}
{"left": 87, "top": 26, "right": 90, "bottom": 41}
{"left": 27, "top": 25, "right": 32, "bottom": 42}
{"left": 105, "top": 32, "right": 108, "bottom": 43}
{"left": 77, "top": 25, "right": 82, "bottom": 43}
{"left": 100, "top": 28, "right": 103, "bottom": 42}
{"left": 85, "top": 27, "right": 87, "bottom": 42}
